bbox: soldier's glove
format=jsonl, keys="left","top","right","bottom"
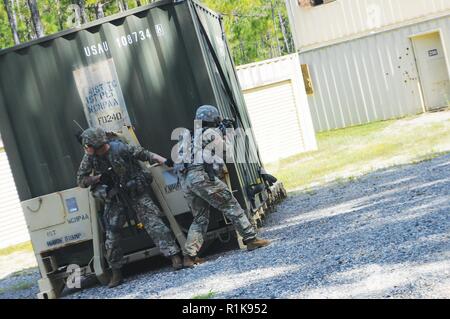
{"left": 262, "top": 173, "right": 277, "bottom": 186}
{"left": 164, "top": 158, "right": 175, "bottom": 168}
{"left": 85, "top": 175, "right": 102, "bottom": 187}
{"left": 260, "top": 168, "right": 278, "bottom": 187}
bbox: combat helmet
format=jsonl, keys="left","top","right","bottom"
{"left": 81, "top": 127, "right": 108, "bottom": 149}
{"left": 195, "top": 105, "right": 221, "bottom": 124}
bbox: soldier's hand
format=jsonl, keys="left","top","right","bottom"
{"left": 164, "top": 158, "right": 174, "bottom": 168}
{"left": 152, "top": 154, "right": 168, "bottom": 166}
{"left": 86, "top": 175, "right": 102, "bottom": 186}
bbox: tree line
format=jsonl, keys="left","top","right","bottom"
{"left": 0, "top": 0, "right": 294, "bottom": 65}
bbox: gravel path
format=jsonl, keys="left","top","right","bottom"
{"left": 2, "top": 154, "right": 450, "bottom": 299}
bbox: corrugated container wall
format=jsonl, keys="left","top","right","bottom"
{"left": 299, "top": 15, "right": 450, "bottom": 132}
{"left": 286, "top": 0, "right": 450, "bottom": 51}
{"left": 0, "top": 151, "right": 30, "bottom": 248}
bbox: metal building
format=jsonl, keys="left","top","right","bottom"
{"left": 286, "top": 0, "right": 450, "bottom": 131}
{"left": 237, "top": 54, "right": 317, "bottom": 164}
{"left": 0, "top": 139, "right": 30, "bottom": 249}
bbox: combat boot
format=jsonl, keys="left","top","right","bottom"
{"left": 108, "top": 269, "right": 123, "bottom": 288}
{"left": 245, "top": 238, "right": 271, "bottom": 251}
{"left": 183, "top": 255, "right": 205, "bottom": 268}
{"left": 171, "top": 254, "right": 183, "bottom": 271}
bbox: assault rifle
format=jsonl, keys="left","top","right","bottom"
{"left": 100, "top": 165, "right": 143, "bottom": 234}
{"left": 204, "top": 118, "right": 236, "bottom": 182}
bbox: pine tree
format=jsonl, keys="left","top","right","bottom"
{"left": 3, "top": 0, "right": 20, "bottom": 44}
{"left": 27, "top": 0, "right": 44, "bottom": 37}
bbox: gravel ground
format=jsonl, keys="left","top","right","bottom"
{"left": 2, "top": 154, "right": 450, "bottom": 299}
{"left": 0, "top": 251, "right": 39, "bottom": 299}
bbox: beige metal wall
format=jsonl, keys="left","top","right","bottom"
{"left": 286, "top": 0, "right": 450, "bottom": 51}
{"left": 237, "top": 54, "right": 317, "bottom": 163}
{"left": 0, "top": 150, "right": 30, "bottom": 249}
{"left": 299, "top": 15, "right": 450, "bottom": 132}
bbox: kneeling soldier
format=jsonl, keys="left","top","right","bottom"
{"left": 77, "top": 127, "right": 183, "bottom": 288}
{"left": 176, "top": 105, "right": 270, "bottom": 268}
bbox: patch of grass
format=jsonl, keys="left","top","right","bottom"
{"left": 10, "top": 267, "right": 38, "bottom": 278}
{"left": 0, "top": 281, "right": 35, "bottom": 294}
{"left": 192, "top": 290, "right": 216, "bottom": 299}
{"left": 268, "top": 112, "right": 450, "bottom": 191}
{"left": 0, "top": 241, "right": 33, "bottom": 257}
{"left": 304, "top": 188, "right": 316, "bottom": 196}
{"left": 409, "top": 152, "right": 449, "bottom": 164}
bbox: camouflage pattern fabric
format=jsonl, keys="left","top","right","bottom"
{"left": 80, "top": 127, "right": 108, "bottom": 149}
{"left": 76, "top": 138, "right": 180, "bottom": 269}
{"left": 181, "top": 167, "right": 256, "bottom": 257}
{"left": 103, "top": 193, "right": 181, "bottom": 269}
{"left": 77, "top": 140, "right": 157, "bottom": 189}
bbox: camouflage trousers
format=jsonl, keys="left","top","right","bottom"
{"left": 181, "top": 168, "right": 256, "bottom": 257}
{"left": 102, "top": 193, "right": 180, "bottom": 269}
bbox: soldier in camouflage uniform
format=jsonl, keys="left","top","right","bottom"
{"left": 77, "top": 127, "right": 182, "bottom": 288}
{"left": 176, "top": 105, "right": 270, "bottom": 268}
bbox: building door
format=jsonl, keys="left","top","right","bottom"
{"left": 411, "top": 31, "right": 450, "bottom": 111}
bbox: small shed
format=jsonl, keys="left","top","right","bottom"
{"left": 237, "top": 54, "right": 317, "bottom": 164}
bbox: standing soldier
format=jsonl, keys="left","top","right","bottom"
{"left": 77, "top": 127, "right": 183, "bottom": 288}
{"left": 176, "top": 105, "right": 271, "bottom": 268}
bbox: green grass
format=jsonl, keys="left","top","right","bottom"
{"left": 0, "top": 281, "right": 35, "bottom": 294}
{"left": 268, "top": 113, "right": 450, "bottom": 191}
{"left": 0, "top": 241, "right": 33, "bottom": 257}
{"left": 192, "top": 290, "right": 216, "bottom": 299}
{"left": 10, "top": 267, "right": 38, "bottom": 278}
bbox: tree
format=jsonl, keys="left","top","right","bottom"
{"left": 3, "top": 0, "right": 20, "bottom": 44}
{"left": 27, "top": 0, "right": 44, "bottom": 37}
{"left": 77, "top": 0, "right": 88, "bottom": 24}
{"left": 0, "top": 0, "right": 294, "bottom": 62}
{"left": 118, "top": 0, "right": 128, "bottom": 12}
{"left": 95, "top": 1, "right": 105, "bottom": 19}
{"left": 201, "top": 0, "right": 294, "bottom": 65}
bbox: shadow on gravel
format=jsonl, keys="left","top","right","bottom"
{"left": 211, "top": 155, "right": 450, "bottom": 298}
{"left": 61, "top": 233, "right": 241, "bottom": 298}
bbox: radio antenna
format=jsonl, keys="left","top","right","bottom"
{"left": 73, "top": 120, "right": 85, "bottom": 131}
